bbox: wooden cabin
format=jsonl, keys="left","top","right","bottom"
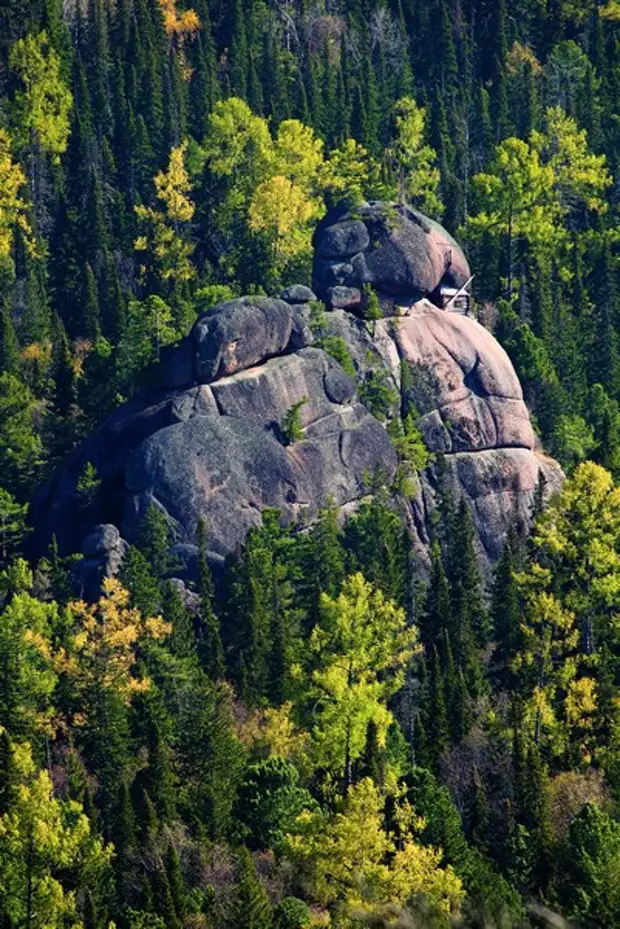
{"left": 440, "top": 284, "right": 471, "bottom": 315}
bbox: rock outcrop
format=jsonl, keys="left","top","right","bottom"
{"left": 313, "top": 201, "right": 471, "bottom": 313}
{"left": 32, "top": 202, "right": 563, "bottom": 587}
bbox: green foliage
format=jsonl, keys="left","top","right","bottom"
{"left": 280, "top": 397, "right": 308, "bottom": 446}
{"left": 9, "top": 31, "right": 73, "bottom": 159}
{"left": 76, "top": 461, "right": 101, "bottom": 508}
{"left": 236, "top": 756, "right": 317, "bottom": 852}
{"left": 361, "top": 284, "right": 383, "bottom": 321}
{"left": 0, "top": 488, "right": 28, "bottom": 568}
{"left": 3, "top": 5, "right": 620, "bottom": 927}
{"left": 358, "top": 353, "right": 399, "bottom": 422}
{"left": 303, "top": 572, "right": 417, "bottom": 785}
{"left": 272, "top": 898, "right": 310, "bottom": 929}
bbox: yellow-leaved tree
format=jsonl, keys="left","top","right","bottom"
{"left": 531, "top": 107, "right": 612, "bottom": 225}
{"left": 248, "top": 175, "right": 321, "bottom": 279}
{"left": 0, "top": 739, "right": 113, "bottom": 929}
{"left": 53, "top": 578, "right": 171, "bottom": 710}
{"left": 135, "top": 140, "right": 196, "bottom": 287}
{"left": 0, "top": 580, "right": 59, "bottom": 740}
{"left": 0, "top": 128, "right": 33, "bottom": 276}
{"left": 304, "top": 573, "right": 418, "bottom": 787}
{"left": 160, "top": 0, "right": 200, "bottom": 39}
{"left": 286, "top": 777, "right": 463, "bottom": 922}
{"left": 320, "top": 137, "right": 382, "bottom": 206}
{"left": 515, "top": 463, "right": 620, "bottom": 763}
{"left": 385, "top": 97, "right": 442, "bottom": 216}
{"left": 9, "top": 31, "right": 72, "bottom": 165}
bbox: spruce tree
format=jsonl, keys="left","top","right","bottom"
{"left": 151, "top": 864, "right": 181, "bottom": 929}
{"left": 449, "top": 500, "right": 490, "bottom": 657}
{"left": 134, "top": 693, "right": 176, "bottom": 822}
{"left": 422, "top": 542, "right": 452, "bottom": 658}
{"left": 299, "top": 501, "right": 345, "bottom": 631}
{"left": 166, "top": 846, "right": 185, "bottom": 921}
{"left": 177, "top": 671, "right": 243, "bottom": 840}
{"left": 358, "top": 719, "right": 386, "bottom": 787}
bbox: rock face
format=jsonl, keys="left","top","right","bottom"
{"left": 313, "top": 201, "right": 471, "bottom": 312}
{"left": 32, "top": 202, "right": 563, "bottom": 586}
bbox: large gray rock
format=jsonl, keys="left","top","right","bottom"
{"left": 32, "top": 211, "right": 562, "bottom": 585}
{"left": 313, "top": 201, "right": 471, "bottom": 309}
{"left": 192, "top": 296, "right": 304, "bottom": 382}
{"left": 33, "top": 347, "right": 398, "bottom": 565}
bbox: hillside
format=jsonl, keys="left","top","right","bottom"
{"left": 3, "top": 2, "right": 620, "bottom": 928}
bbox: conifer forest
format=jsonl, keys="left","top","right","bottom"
{"left": 7, "top": 1, "right": 620, "bottom": 927}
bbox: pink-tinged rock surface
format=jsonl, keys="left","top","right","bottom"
{"left": 392, "top": 303, "right": 535, "bottom": 454}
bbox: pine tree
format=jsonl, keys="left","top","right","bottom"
{"left": 421, "top": 542, "right": 452, "bottom": 658}
{"left": 111, "top": 779, "right": 137, "bottom": 867}
{"left": 448, "top": 500, "right": 490, "bottom": 664}
{"left": 101, "top": 250, "right": 126, "bottom": 342}
{"left": 262, "top": 30, "right": 287, "bottom": 124}
{"left": 82, "top": 890, "right": 98, "bottom": 929}
{"left": 151, "top": 862, "right": 182, "bottom": 929}
{"left": 358, "top": 719, "right": 386, "bottom": 787}
{"left": 166, "top": 845, "right": 185, "bottom": 921}
{"left": 344, "top": 491, "right": 409, "bottom": 609}
{"left": 177, "top": 671, "right": 243, "bottom": 840}
{"left": 189, "top": 0, "right": 218, "bottom": 123}
{"left": 135, "top": 693, "right": 176, "bottom": 822}
{"left": 590, "top": 243, "right": 620, "bottom": 399}
{"left": 444, "top": 634, "right": 473, "bottom": 744}
{"left": 50, "top": 311, "right": 77, "bottom": 423}
{"left": 299, "top": 501, "right": 345, "bottom": 630}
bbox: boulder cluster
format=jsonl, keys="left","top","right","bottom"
{"left": 32, "top": 202, "right": 563, "bottom": 591}
{"left": 312, "top": 201, "right": 471, "bottom": 313}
